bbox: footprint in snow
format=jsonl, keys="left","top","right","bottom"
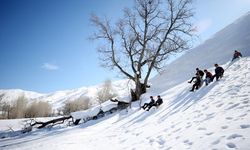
{"left": 149, "top": 138, "right": 155, "bottom": 143}
{"left": 238, "top": 113, "right": 247, "bottom": 117}
{"left": 183, "top": 139, "right": 193, "bottom": 145}
{"left": 203, "top": 107, "right": 208, "bottom": 111}
{"left": 239, "top": 95, "right": 249, "bottom": 98}
{"left": 241, "top": 100, "right": 249, "bottom": 104}
{"left": 156, "top": 138, "right": 166, "bottom": 146}
{"left": 211, "top": 139, "right": 220, "bottom": 145}
{"left": 216, "top": 103, "right": 224, "bottom": 108}
{"left": 206, "top": 132, "right": 214, "bottom": 136}
{"left": 221, "top": 125, "right": 228, "bottom": 129}
{"left": 240, "top": 124, "right": 250, "bottom": 129}
{"left": 193, "top": 110, "right": 201, "bottom": 113}
{"left": 237, "top": 105, "right": 250, "bottom": 109}
{"left": 225, "top": 103, "right": 240, "bottom": 110}
{"left": 173, "top": 128, "right": 182, "bottom": 133}
{"left": 197, "top": 127, "right": 206, "bottom": 130}
{"left": 227, "top": 134, "right": 243, "bottom": 140}
{"left": 185, "top": 125, "right": 192, "bottom": 129}
{"left": 119, "top": 139, "right": 127, "bottom": 143}
{"left": 226, "top": 117, "right": 233, "bottom": 120}
{"left": 206, "top": 113, "right": 215, "bottom": 116}
{"left": 226, "top": 142, "right": 237, "bottom": 149}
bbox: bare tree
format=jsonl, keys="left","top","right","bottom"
{"left": 0, "top": 94, "right": 3, "bottom": 118}
{"left": 90, "top": 0, "right": 195, "bottom": 100}
{"left": 96, "top": 79, "right": 117, "bottom": 104}
{"left": 25, "top": 101, "right": 52, "bottom": 118}
{"left": 10, "top": 95, "right": 28, "bottom": 118}
{"left": 62, "top": 96, "right": 90, "bottom": 115}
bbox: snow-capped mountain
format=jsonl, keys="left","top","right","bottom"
{"left": 0, "top": 80, "right": 132, "bottom": 110}
{"left": 0, "top": 89, "right": 43, "bottom": 102}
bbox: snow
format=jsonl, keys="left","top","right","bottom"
{"left": 100, "top": 100, "right": 118, "bottom": 112}
{"left": 70, "top": 100, "right": 118, "bottom": 120}
{"left": 1, "top": 12, "right": 250, "bottom": 150}
{"left": 150, "top": 12, "right": 250, "bottom": 94}
{"left": 0, "top": 89, "right": 44, "bottom": 102}
{"left": 71, "top": 105, "right": 101, "bottom": 120}
{"left": 1, "top": 57, "right": 250, "bottom": 150}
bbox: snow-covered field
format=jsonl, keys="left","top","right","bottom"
{"left": 1, "top": 57, "right": 249, "bottom": 150}
{"left": 1, "top": 11, "right": 250, "bottom": 150}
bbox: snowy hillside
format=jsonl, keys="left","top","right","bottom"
{"left": 0, "top": 89, "right": 43, "bottom": 102}
{"left": 0, "top": 80, "right": 132, "bottom": 110}
{"left": 150, "top": 11, "right": 250, "bottom": 93}
{"left": 1, "top": 56, "right": 249, "bottom": 150}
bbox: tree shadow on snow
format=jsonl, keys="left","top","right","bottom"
{"left": 159, "top": 81, "right": 220, "bottom": 122}
{"left": 119, "top": 108, "right": 158, "bottom": 128}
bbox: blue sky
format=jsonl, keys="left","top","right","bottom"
{"left": 0, "top": 0, "right": 249, "bottom": 93}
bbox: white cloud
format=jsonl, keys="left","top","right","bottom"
{"left": 194, "top": 19, "right": 213, "bottom": 34}
{"left": 42, "top": 63, "right": 59, "bottom": 71}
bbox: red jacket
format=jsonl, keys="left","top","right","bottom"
{"left": 206, "top": 71, "right": 213, "bottom": 78}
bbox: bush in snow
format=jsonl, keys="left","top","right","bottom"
{"left": 62, "top": 96, "right": 90, "bottom": 115}
{"left": 5, "top": 95, "right": 28, "bottom": 119}
{"left": 0, "top": 95, "right": 52, "bottom": 119}
{"left": 96, "top": 79, "right": 117, "bottom": 104}
{"left": 25, "top": 101, "right": 52, "bottom": 118}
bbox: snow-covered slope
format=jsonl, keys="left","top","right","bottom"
{"left": 150, "top": 11, "right": 250, "bottom": 93}
{"left": 1, "top": 56, "right": 249, "bottom": 150}
{"left": 0, "top": 89, "right": 43, "bottom": 102}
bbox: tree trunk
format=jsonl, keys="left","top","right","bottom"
{"left": 31, "top": 116, "right": 73, "bottom": 129}
{"left": 131, "top": 81, "right": 147, "bottom": 101}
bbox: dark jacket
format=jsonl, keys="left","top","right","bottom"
{"left": 215, "top": 66, "right": 224, "bottom": 75}
{"left": 233, "top": 51, "right": 242, "bottom": 58}
{"left": 155, "top": 98, "right": 163, "bottom": 106}
{"left": 149, "top": 98, "right": 155, "bottom": 105}
{"left": 197, "top": 70, "right": 204, "bottom": 77}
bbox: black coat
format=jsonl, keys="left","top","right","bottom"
{"left": 149, "top": 99, "right": 155, "bottom": 105}
{"left": 215, "top": 66, "right": 224, "bottom": 75}
{"left": 156, "top": 98, "right": 163, "bottom": 106}
{"left": 197, "top": 70, "right": 204, "bottom": 77}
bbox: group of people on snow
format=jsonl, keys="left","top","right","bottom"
{"left": 142, "top": 95, "right": 163, "bottom": 111}
{"left": 188, "top": 50, "right": 242, "bottom": 92}
{"left": 141, "top": 50, "right": 243, "bottom": 110}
